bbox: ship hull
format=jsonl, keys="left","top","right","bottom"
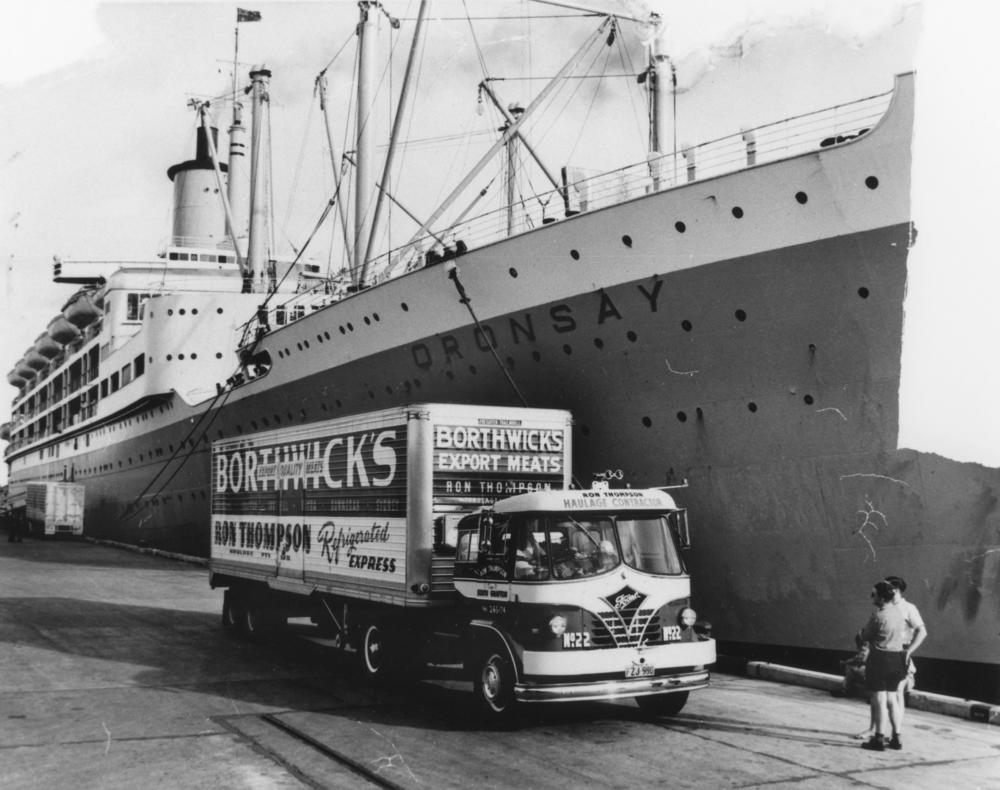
{"left": 9, "top": 74, "right": 999, "bottom": 695}
{"left": 11, "top": 222, "right": 1000, "bottom": 676}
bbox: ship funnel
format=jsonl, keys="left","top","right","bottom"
{"left": 167, "top": 123, "right": 228, "bottom": 249}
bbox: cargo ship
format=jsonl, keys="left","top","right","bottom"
{"left": 3, "top": 3, "right": 997, "bottom": 700}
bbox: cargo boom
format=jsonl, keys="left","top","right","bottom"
{"left": 210, "top": 403, "right": 715, "bottom": 723}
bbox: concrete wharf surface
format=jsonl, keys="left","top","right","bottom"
{"left": 1, "top": 537, "right": 998, "bottom": 790}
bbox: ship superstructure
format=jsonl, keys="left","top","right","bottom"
{"left": 4, "top": 3, "right": 997, "bottom": 696}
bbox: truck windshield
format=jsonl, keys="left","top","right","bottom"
{"left": 509, "top": 513, "right": 684, "bottom": 580}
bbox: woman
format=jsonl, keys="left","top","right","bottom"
{"left": 859, "top": 580, "right": 908, "bottom": 751}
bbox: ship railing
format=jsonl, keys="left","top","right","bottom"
{"left": 361, "top": 86, "right": 893, "bottom": 283}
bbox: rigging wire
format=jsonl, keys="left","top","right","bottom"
{"left": 565, "top": 29, "right": 615, "bottom": 164}
{"left": 613, "top": 23, "right": 647, "bottom": 157}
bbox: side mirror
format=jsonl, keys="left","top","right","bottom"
{"left": 670, "top": 509, "right": 691, "bottom": 549}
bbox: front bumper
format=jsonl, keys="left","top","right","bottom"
{"left": 514, "top": 637, "right": 715, "bottom": 703}
{"left": 515, "top": 667, "right": 710, "bottom": 703}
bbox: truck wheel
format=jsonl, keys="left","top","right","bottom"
{"left": 221, "top": 590, "right": 241, "bottom": 631}
{"left": 636, "top": 691, "right": 688, "bottom": 717}
{"left": 241, "top": 603, "right": 273, "bottom": 642}
{"left": 474, "top": 650, "right": 518, "bottom": 725}
{"left": 361, "top": 624, "right": 389, "bottom": 678}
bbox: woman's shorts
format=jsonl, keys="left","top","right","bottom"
{"left": 865, "top": 650, "right": 907, "bottom": 691}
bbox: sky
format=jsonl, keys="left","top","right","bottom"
{"left": 1, "top": 0, "right": 998, "bottom": 482}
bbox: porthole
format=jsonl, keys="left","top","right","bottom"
{"left": 570, "top": 249, "right": 580, "bottom": 260}
{"left": 804, "top": 395, "right": 814, "bottom": 405}
{"left": 217, "top": 307, "right": 224, "bottom": 314}
{"left": 735, "top": 309, "right": 747, "bottom": 322}
{"left": 641, "top": 416, "right": 652, "bottom": 427}
{"left": 677, "top": 411, "right": 687, "bottom": 422}
{"left": 340, "top": 326, "right": 346, "bottom": 334}
{"left": 401, "top": 303, "right": 409, "bottom": 311}
{"left": 413, "top": 379, "right": 421, "bottom": 388}
{"left": 368, "top": 390, "right": 376, "bottom": 399}
{"left": 167, "top": 309, "right": 174, "bottom": 316}
{"left": 681, "top": 320, "right": 692, "bottom": 332}
{"left": 216, "top": 352, "right": 222, "bottom": 359}
{"left": 795, "top": 191, "right": 808, "bottom": 204}
{"left": 622, "top": 234, "right": 633, "bottom": 247}
{"left": 303, "top": 340, "right": 310, "bottom": 349}
{"left": 166, "top": 354, "right": 173, "bottom": 361}
{"left": 191, "top": 352, "right": 197, "bottom": 359}
{"left": 192, "top": 308, "right": 198, "bottom": 315}
{"left": 317, "top": 334, "right": 324, "bottom": 343}
{"left": 594, "top": 338, "right": 604, "bottom": 349}
{"left": 562, "top": 344, "right": 572, "bottom": 355}
{"left": 731, "top": 206, "right": 744, "bottom": 218}
{"left": 297, "top": 342, "right": 303, "bottom": 351}
{"left": 626, "top": 331, "right": 637, "bottom": 342}
{"left": 509, "top": 267, "right": 518, "bottom": 278}
{"left": 278, "top": 350, "right": 284, "bottom": 359}
{"left": 373, "top": 313, "right": 380, "bottom": 322}
{"left": 531, "top": 350, "right": 542, "bottom": 362}
{"left": 179, "top": 309, "right": 186, "bottom": 315}
{"left": 364, "top": 317, "right": 371, "bottom": 325}
{"left": 469, "top": 365, "right": 478, "bottom": 375}
{"left": 335, "top": 399, "right": 343, "bottom": 408}
{"left": 748, "top": 402, "right": 758, "bottom": 413}
{"left": 865, "top": 176, "right": 879, "bottom": 190}
{"left": 858, "top": 287, "right": 870, "bottom": 299}
{"left": 674, "top": 221, "right": 686, "bottom": 233}
{"left": 347, "top": 322, "right": 354, "bottom": 331}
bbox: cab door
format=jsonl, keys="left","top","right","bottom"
{"left": 452, "top": 513, "right": 513, "bottom": 609}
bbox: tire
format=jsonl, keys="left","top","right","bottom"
{"left": 636, "top": 690, "right": 689, "bottom": 717}
{"left": 474, "top": 649, "right": 518, "bottom": 725}
{"left": 221, "top": 589, "right": 241, "bottom": 631}
{"left": 241, "top": 604, "right": 274, "bottom": 642}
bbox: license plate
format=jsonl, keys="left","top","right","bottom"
{"left": 626, "top": 661, "right": 655, "bottom": 679}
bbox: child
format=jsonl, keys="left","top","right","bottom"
{"left": 836, "top": 633, "right": 877, "bottom": 739}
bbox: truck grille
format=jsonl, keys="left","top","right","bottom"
{"left": 589, "top": 609, "right": 661, "bottom": 648}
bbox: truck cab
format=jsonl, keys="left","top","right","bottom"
{"left": 451, "top": 486, "right": 715, "bottom": 720}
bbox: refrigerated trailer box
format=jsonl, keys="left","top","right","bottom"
{"left": 25, "top": 482, "right": 85, "bottom": 537}
{"left": 210, "top": 403, "right": 715, "bottom": 723}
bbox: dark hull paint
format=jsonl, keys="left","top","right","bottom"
{"left": 16, "top": 223, "right": 1000, "bottom": 683}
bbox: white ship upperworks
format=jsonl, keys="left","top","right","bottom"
{"left": 4, "top": 2, "right": 998, "bottom": 701}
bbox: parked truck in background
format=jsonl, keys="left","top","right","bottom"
{"left": 209, "top": 403, "right": 715, "bottom": 722}
{"left": 25, "top": 481, "right": 85, "bottom": 537}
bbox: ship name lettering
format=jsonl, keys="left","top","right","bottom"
{"left": 408, "top": 283, "right": 660, "bottom": 368}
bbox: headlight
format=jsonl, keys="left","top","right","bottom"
{"left": 549, "top": 615, "right": 567, "bottom": 636}
{"left": 679, "top": 607, "right": 697, "bottom": 628}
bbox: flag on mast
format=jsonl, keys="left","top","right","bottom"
{"left": 237, "top": 8, "right": 261, "bottom": 23}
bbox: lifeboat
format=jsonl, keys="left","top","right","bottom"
{"left": 15, "top": 357, "right": 35, "bottom": 380}
{"left": 0, "top": 423, "right": 9, "bottom": 441}
{"left": 63, "top": 289, "right": 102, "bottom": 329}
{"left": 7, "top": 369, "right": 27, "bottom": 388}
{"left": 25, "top": 348, "right": 48, "bottom": 371}
{"left": 47, "top": 314, "right": 80, "bottom": 344}
{"left": 34, "top": 332, "right": 63, "bottom": 359}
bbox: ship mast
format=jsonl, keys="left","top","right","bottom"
{"left": 246, "top": 66, "right": 272, "bottom": 294}
{"left": 354, "top": 1, "right": 377, "bottom": 286}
